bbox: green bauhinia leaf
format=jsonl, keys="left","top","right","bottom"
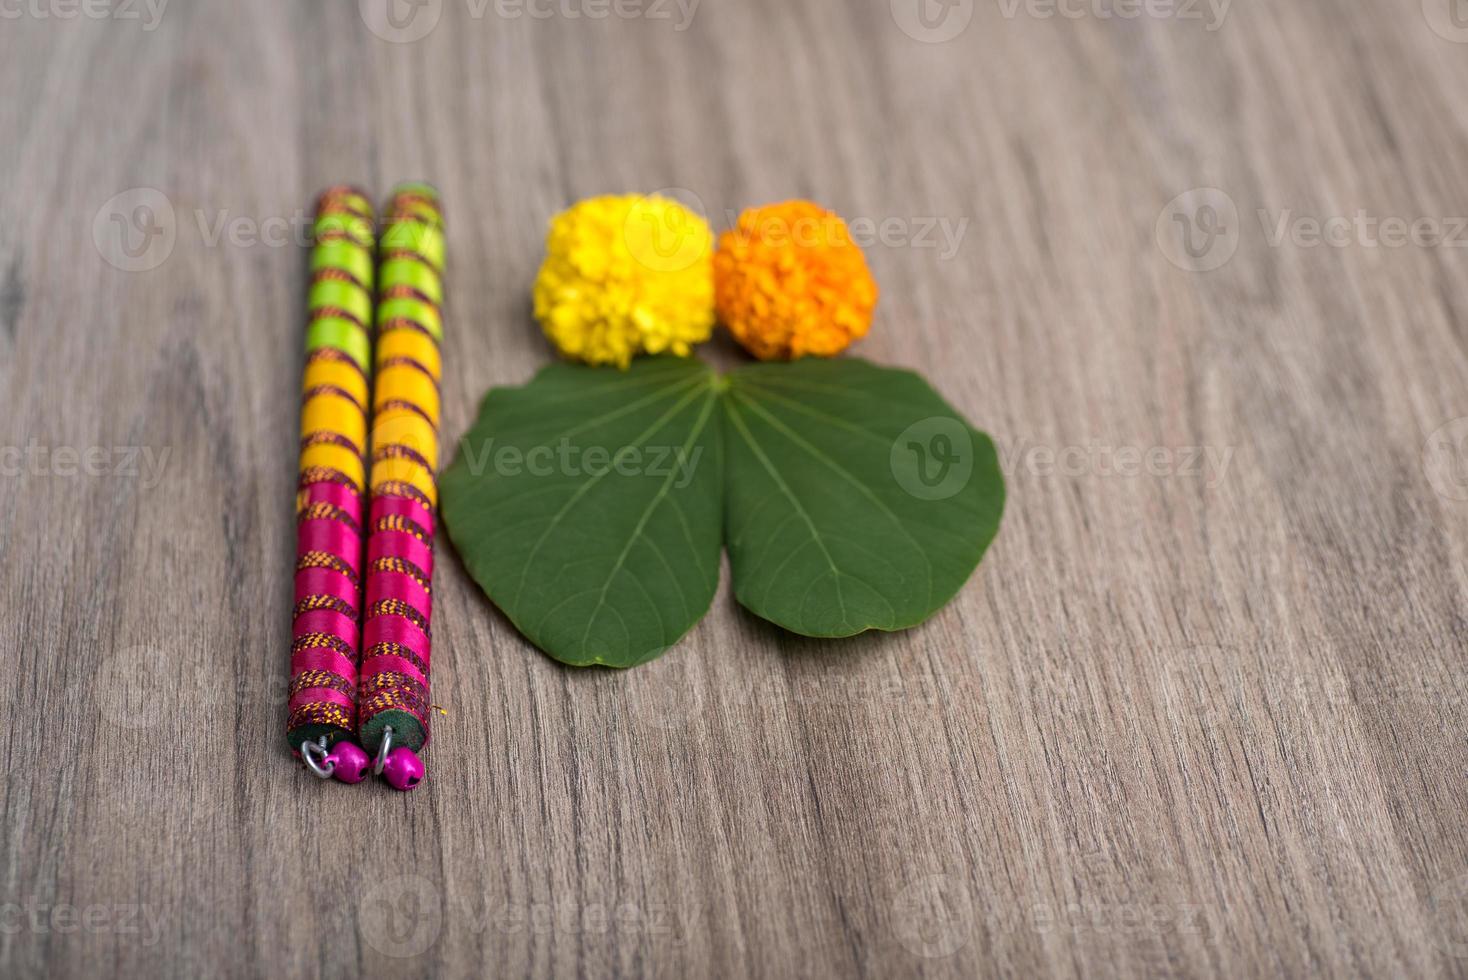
{"left": 722, "top": 358, "right": 1005, "bottom": 637}
{"left": 440, "top": 357, "right": 724, "bottom": 667}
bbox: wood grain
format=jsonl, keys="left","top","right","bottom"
{"left": 2, "top": 0, "right": 1467, "bottom": 976}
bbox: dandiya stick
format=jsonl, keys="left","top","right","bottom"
{"left": 289, "top": 187, "right": 375, "bottom": 784}
{"left": 358, "top": 183, "right": 445, "bottom": 791}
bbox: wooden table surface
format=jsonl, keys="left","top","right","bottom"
{"left": 3, "top": 0, "right": 1468, "bottom": 976}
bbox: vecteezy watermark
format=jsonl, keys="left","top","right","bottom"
{"left": 92, "top": 644, "right": 197, "bottom": 731}
{"left": 0, "top": 443, "right": 170, "bottom": 489}
{"left": 1156, "top": 188, "right": 1241, "bottom": 273}
{"left": 457, "top": 438, "right": 705, "bottom": 489}
{"left": 487, "top": 899, "right": 693, "bottom": 941}
{"left": 1160, "top": 644, "right": 1468, "bottom": 739}
{"left": 996, "top": 437, "right": 1234, "bottom": 488}
{"left": 621, "top": 655, "right": 700, "bottom": 730}
{"left": 192, "top": 210, "right": 326, "bottom": 249}
{"left": 93, "top": 188, "right": 176, "bottom": 273}
{"left": 0, "top": 0, "right": 167, "bottom": 30}
{"left": 625, "top": 187, "right": 712, "bottom": 274}
{"left": 93, "top": 190, "right": 436, "bottom": 271}
{"left": 894, "top": 0, "right": 1228, "bottom": 40}
{"left": 892, "top": 865, "right": 1216, "bottom": 958}
{"left": 358, "top": 0, "right": 699, "bottom": 42}
{"left": 623, "top": 187, "right": 971, "bottom": 266}
{"left": 359, "top": 0, "right": 443, "bottom": 42}
{"left": 483, "top": 0, "right": 700, "bottom": 29}
{"left": 995, "top": 0, "right": 1231, "bottom": 30}
{"left": 1259, "top": 210, "right": 1468, "bottom": 250}
{"left": 985, "top": 896, "right": 1216, "bottom": 940}
{"left": 0, "top": 900, "right": 166, "bottom": 946}
{"left": 891, "top": 417, "right": 975, "bottom": 501}
{"left": 890, "top": 0, "right": 975, "bottom": 43}
{"left": 1423, "top": 0, "right": 1468, "bottom": 43}
{"left": 357, "top": 874, "right": 697, "bottom": 957}
{"left": 626, "top": 671, "right": 958, "bottom": 730}
{"left": 90, "top": 643, "right": 306, "bottom": 732}
{"left": 719, "top": 207, "right": 969, "bottom": 261}
{"left": 358, "top": 874, "right": 444, "bottom": 959}
{"left": 1160, "top": 188, "right": 1468, "bottom": 272}
{"left": 890, "top": 424, "right": 1233, "bottom": 499}
{"left": 1423, "top": 418, "right": 1468, "bottom": 502}
{"left": 891, "top": 874, "right": 976, "bottom": 958}
{"left": 1430, "top": 873, "right": 1468, "bottom": 957}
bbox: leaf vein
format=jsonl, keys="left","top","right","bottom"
{"left": 577, "top": 390, "right": 719, "bottom": 658}
{"left": 732, "top": 391, "right": 934, "bottom": 611}
{"left": 512, "top": 379, "right": 712, "bottom": 607}
{"left": 724, "top": 397, "right": 848, "bottom": 628}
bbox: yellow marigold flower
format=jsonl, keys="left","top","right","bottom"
{"left": 533, "top": 194, "right": 715, "bottom": 368}
{"left": 714, "top": 201, "right": 879, "bottom": 360}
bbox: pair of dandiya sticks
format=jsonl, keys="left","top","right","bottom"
{"left": 287, "top": 183, "right": 445, "bottom": 791}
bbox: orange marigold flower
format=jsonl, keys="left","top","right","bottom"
{"left": 714, "top": 201, "right": 878, "bottom": 360}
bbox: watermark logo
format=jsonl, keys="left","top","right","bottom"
{"left": 359, "top": 873, "right": 444, "bottom": 958}
{"left": 1157, "top": 645, "right": 1234, "bottom": 736}
{"left": 719, "top": 207, "right": 969, "bottom": 260}
{"left": 360, "top": 0, "right": 443, "bottom": 42}
{"left": 458, "top": 437, "right": 704, "bottom": 488}
{"left": 93, "top": 644, "right": 180, "bottom": 731}
{"left": 0, "top": 900, "right": 166, "bottom": 945}
{"left": 891, "top": 874, "right": 975, "bottom": 958}
{"left": 357, "top": 884, "right": 699, "bottom": 946}
{"left": 891, "top": 0, "right": 974, "bottom": 42}
{"left": 1156, "top": 187, "right": 1239, "bottom": 272}
{"left": 0, "top": 0, "right": 168, "bottom": 30}
{"left": 93, "top": 188, "right": 175, "bottom": 272}
{"left": 371, "top": 415, "right": 439, "bottom": 473}
{"left": 995, "top": 437, "right": 1233, "bottom": 487}
{"left": 1259, "top": 209, "right": 1468, "bottom": 249}
{"left": 1160, "top": 190, "right": 1468, "bottom": 271}
{"left": 92, "top": 191, "right": 414, "bottom": 271}
{"left": 481, "top": 0, "right": 701, "bottom": 29}
{"left": 363, "top": 0, "right": 700, "bottom": 39}
{"left": 1430, "top": 873, "right": 1468, "bottom": 957}
{"left": 623, "top": 655, "right": 700, "bottom": 730}
{"left": 1424, "top": 418, "right": 1468, "bottom": 502}
{"left": 0, "top": 442, "right": 171, "bottom": 488}
{"left": 625, "top": 187, "right": 710, "bottom": 274}
{"left": 489, "top": 898, "right": 695, "bottom": 941}
{"left": 995, "top": 0, "right": 1230, "bottom": 30}
{"left": 891, "top": 417, "right": 974, "bottom": 500}
{"left": 1424, "top": 0, "right": 1468, "bottom": 43}
{"left": 90, "top": 643, "right": 298, "bottom": 731}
